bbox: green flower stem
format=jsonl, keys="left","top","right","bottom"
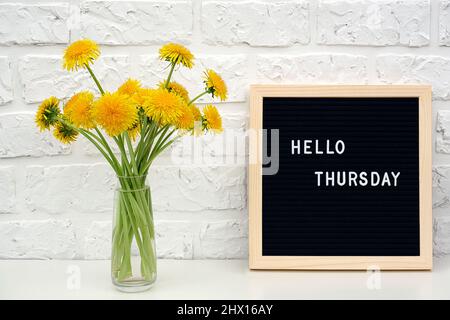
{"left": 138, "top": 119, "right": 157, "bottom": 168}
{"left": 85, "top": 64, "right": 105, "bottom": 95}
{"left": 150, "top": 136, "right": 175, "bottom": 162}
{"left": 188, "top": 91, "right": 208, "bottom": 105}
{"left": 159, "top": 128, "right": 176, "bottom": 147}
{"left": 140, "top": 129, "right": 176, "bottom": 175}
{"left": 138, "top": 124, "right": 166, "bottom": 173}
{"left": 135, "top": 115, "right": 148, "bottom": 168}
{"left": 164, "top": 63, "right": 176, "bottom": 88}
{"left": 120, "top": 198, "right": 145, "bottom": 254}
{"left": 149, "top": 140, "right": 175, "bottom": 164}
{"left": 146, "top": 123, "right": 163, "bottom": 149}
{"left": 115, "top": 198, "right": 132, "bottom": 280}
{"left": 113, "top": 191, "right": 145, "bottom": 269}
{"left": 122, "top": 134, "right": 154, "bottom": 231}
{"left": 117, "top": 136, "right": 141, "bottom": 192}
{"left": 114, "top": 182, "right": 155, "bottom": 281}
{"left": 153, "top": 126, "right": 171, "bottom": 150}
{"left": 114, "top": 136, "right": 132, "bottom": 176}
{"left": 127, "top": 189, "right": 154, "bottom": 238}
{"left": 81, "top": 128, "right": 123, "bottom": 176}
{"left": 94, "top": 127, "right": 121, "bottom": 170}
{"left": 140, "top": 126, "right": 170, "bottom": 172}
{"left": 138, "top": 136, "right": 156, "bottom": 173}
{"left": 79, "top": 130, "right": 117, "bottom": 173}
{"left": 113, "top": 136, "right": 154, "bottom": 244}
{"left": 151, "top": 128, "right": 175, "bottom": 157}
{"left": 124, "top": 132, "right": 139, "bottom": 175}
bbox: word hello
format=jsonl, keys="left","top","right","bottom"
{"left": 315, "top": 171, "right": 400, "bottom": 187}
{"left": 291, "top": 139, "right": 345, "bottom": 155}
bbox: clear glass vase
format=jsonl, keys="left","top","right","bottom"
{"left": 111, "top": 175, "right": 157, "bottom": 292}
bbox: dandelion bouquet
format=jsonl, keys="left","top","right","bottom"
{"left": 35, "top": 40, "right": 227, "bottom": 291}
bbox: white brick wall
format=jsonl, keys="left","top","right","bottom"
{"left": 80, "top": 1, "right": 193, "bottom": 45}
{"left": 1, "top": 0, "right": 450, "bottom": 260}
{"left": 376, "top": 55, "right": 450, "bottom": 100}
{"left": 0, "top": 220, "right": 77, "bottom": 259}
{"left": 317, "top": 0, "right": 430, "bottom": 47}
{"left": 256, "top": 54, "right": 368, "bottom": 83}
{"left": 0, "top": 57, "right": 12, "bottom": 105}
{"left": 440, "top": 0, "right": 450, "bottom": 45}
{"left": 0, "top": 3, "right": 70, "bottom": 45}
{"left": 201, "top": 1, "right": 310, "bottom": 46}
{"left": 0, "top": 166, "right": 15, "bottom": 213}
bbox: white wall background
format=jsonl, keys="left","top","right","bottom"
{"left": 0, "top": 0, "right": 450, "bottom": 260}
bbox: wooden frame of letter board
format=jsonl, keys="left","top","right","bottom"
{"left": 249, "top": 85, "right": 432, "bottom": 270}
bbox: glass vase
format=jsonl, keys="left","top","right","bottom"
{"left": 111, "top": 175, "right": 157, "bottom": 292}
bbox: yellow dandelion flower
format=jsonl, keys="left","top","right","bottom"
{"left": 159, "top": 43, "right": 194, "bottom": 68}
{"left": 133, "top": 88, "right": 154, "bottom": 106}
{"left": 64, "top": 91, "right": 96, "bottom": 129}
{"left": 204, "top": 69, "right": 228, "bottom": 101}
{"left": 92, "top": 92, "right": 138, "bottom": 137}
{"left": 190, "top": 104, "right": 202, "bottom": 121}
{"left": 35, "top": 96, "right": 61, "bottom": 131}
{"left": 159, "top": 81, "right": 190, "bottom": 102}
{"left": 141, "top": 89, "right": 184, "bottom": 126}
{"left": 203, "top": 105, "right": 223, "bottom": 133}
{"left": 63, "top": 39, "right": 100, "bottom": 71}
{"left": 53, "top": 122, "right": 79, "bottom": 144}
{"left": 118, "top": 78, "right": 141, "bottom": 96}
{"left": 176, "top": 104, "right": 195, "bottom": 130}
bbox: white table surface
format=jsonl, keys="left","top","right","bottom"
{"left": 1, "top": 258, "right": 450, "bottom": 299}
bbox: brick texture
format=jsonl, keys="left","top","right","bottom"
{"left": 376, "top": 54, "right": 450, "bottom": 100}
{"left": 201, "top": 1, "right": 310, "bottom": 46}
{"left": 440, "top": 0, "right": 450, "bottom": 45}
{"left": 0, "top": 57, "right": 12, "bottom": 105}
{"left": 317, "top": 0, "right": 430, "bottom": 47}
{"left": 80, "top": 1, "right": 193, "bottom": 45}
{"left": 0, "top": 3, "right": 70, "bottom": 45}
